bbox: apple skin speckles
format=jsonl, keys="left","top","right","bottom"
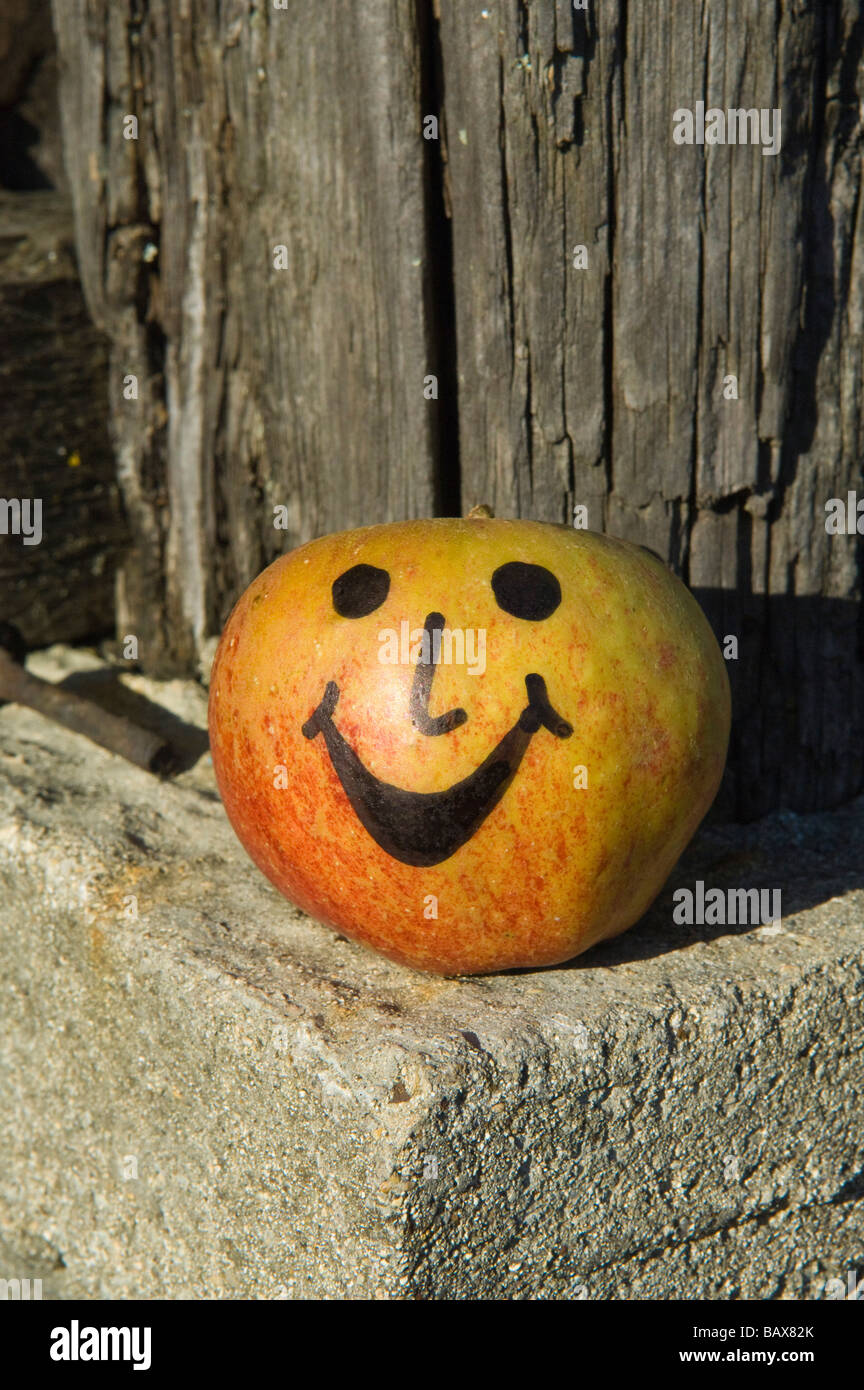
{"left": 208, "top": 518, "right": 730, "bottom": 974}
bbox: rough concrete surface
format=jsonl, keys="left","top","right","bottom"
{"left": 1, "top": 646, "right": 862, "bottom": 1300}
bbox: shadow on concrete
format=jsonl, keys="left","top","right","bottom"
{"left": 56, "top": 667, "right": 210, "bottom": 774}
{"left": 692, "top": 590, "right": 864, "bottom": 826}
{"left": 515, "top": 787, "right": 864, "bottom": 975}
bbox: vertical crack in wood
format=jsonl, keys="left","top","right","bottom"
{"left": 777, "top": 3, "right": 862, "bottom": 513}
{"left": 602, "top": 1, "right": 626, "bottom": 525}
{"left": 497, "top": 55, "right": 516, "bottom": 357}
{"left": 683, "top": 0, "right": 709, "bottom": 589}
{"left": 685, "top": 180, "right": 705, "bottom": 590}
{"left": 417, "top": 0, "right": 461, "bottom": 516}
{"left": 561, "top": 201, "right": 575, "bottom": 516}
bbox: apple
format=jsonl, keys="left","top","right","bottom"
{"left": 208, "top": 516, "right": 730, "bottom": 974}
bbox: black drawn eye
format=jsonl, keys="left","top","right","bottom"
{"left": 332, "top": 564, "right": 391, "bottom": 618}
{"left": 491, "top": 562, "right": 562, "bottom": 621}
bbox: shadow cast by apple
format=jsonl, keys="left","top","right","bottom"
{"left": 691, "top": 590, "right": 864, "bottom": 826}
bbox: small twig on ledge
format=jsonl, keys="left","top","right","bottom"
{"left": 0, "top": 622, "right": 177, "bottom": 777}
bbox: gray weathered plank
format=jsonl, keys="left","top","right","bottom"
{"left": 52, "top": 0, "right": 438, "bottom": 674}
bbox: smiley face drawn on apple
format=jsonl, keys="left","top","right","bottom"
{"left": 301, "top": 561, "right": 574, "bottom": 867}
{"left": 210, "top": 517, "right": 731, "bottom": 974}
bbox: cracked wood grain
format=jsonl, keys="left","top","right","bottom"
{"left": 52, "top": 0, "right": 438, "bottom": 675}
{"left": 414, "top": 0, "right": 864, "bottom": 817}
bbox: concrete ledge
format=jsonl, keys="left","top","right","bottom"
{"left": 1, "top": 647, "right": 863, "bottom": 1299}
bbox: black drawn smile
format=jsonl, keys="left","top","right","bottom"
{"left": 302, "top": 612, "right": 573, "bottom": 867}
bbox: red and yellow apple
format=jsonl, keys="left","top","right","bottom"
{"left": 208, "top": 516, "right": 730, "bottom": 974}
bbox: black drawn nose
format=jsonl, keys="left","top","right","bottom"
{"left": 409, "top": 612, "right": 469, "bottom": 736}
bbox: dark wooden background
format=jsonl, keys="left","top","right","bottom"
{"left": 1, "top": 0, "right": 862, "bottom": 820}
{"left": 0, "top": 0, "right": 127, "bottom": 646}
